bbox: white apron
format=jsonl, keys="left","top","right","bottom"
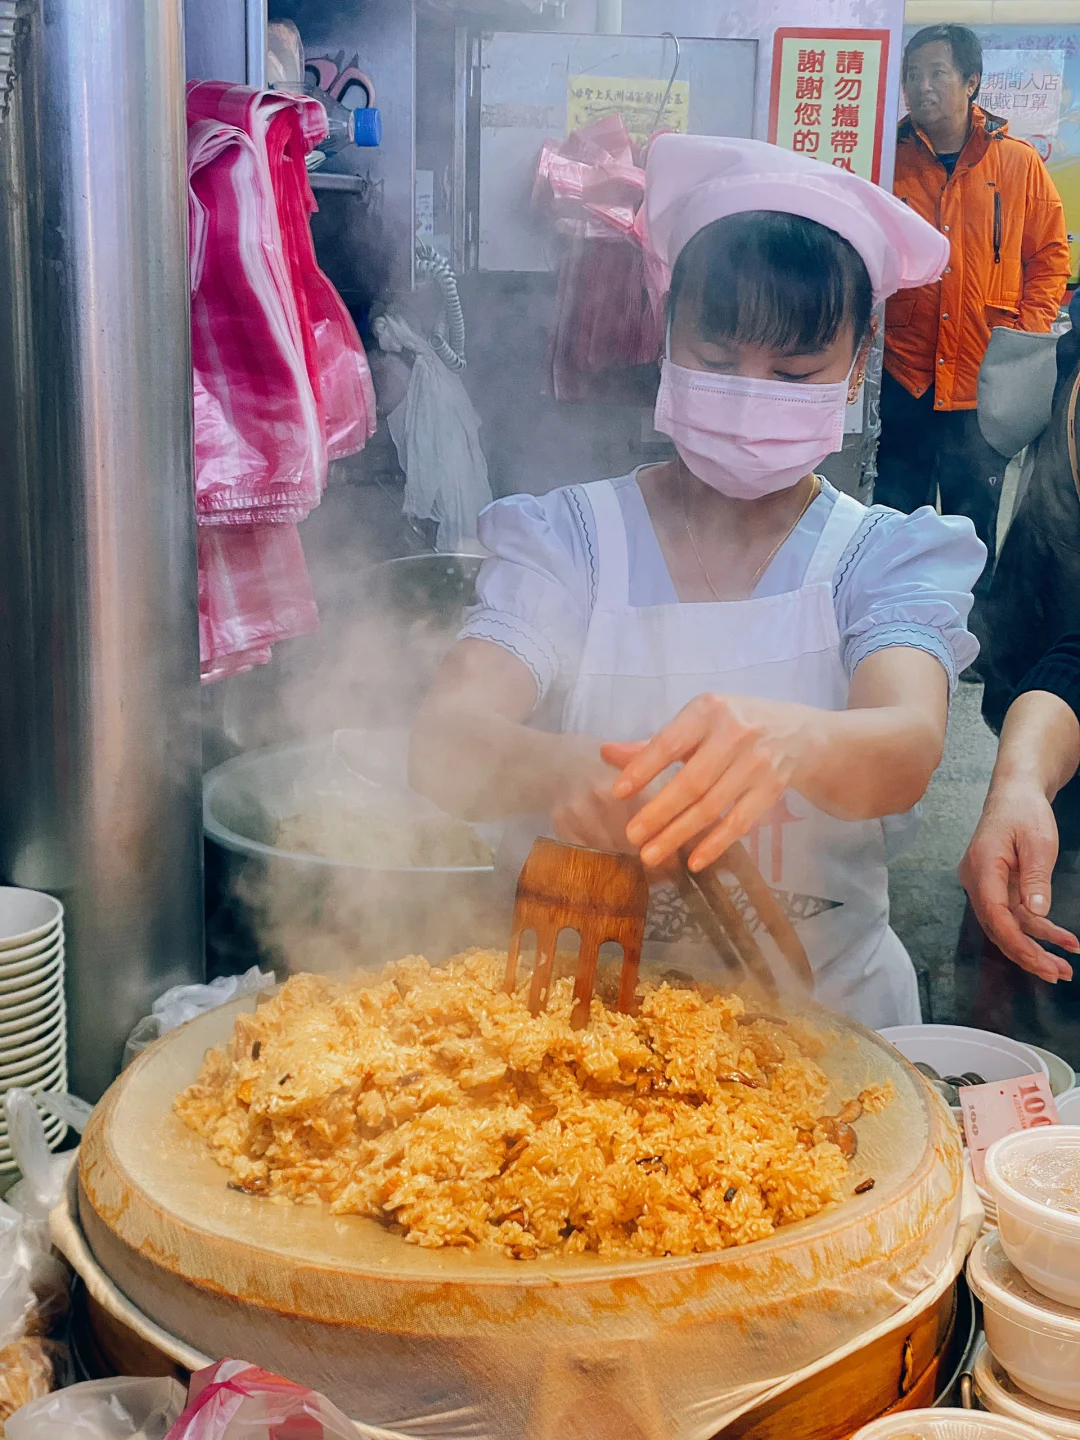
{"left": 529, "top": 477, "right": 921, "bottom": 1031}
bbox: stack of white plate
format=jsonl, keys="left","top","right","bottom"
{"left": 0, "top": 888, "right": 68, "bottom": 1172}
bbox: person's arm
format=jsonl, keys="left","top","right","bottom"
{"left": 410, "top": 639, "right": 590, "bottom": 819}
{"left": 1017, "top": 158, "right": 1072, "bottom": 334}
{"left": 408, "top": 639, "right": 645, "bottom": 853}
{"left": 959, "top": 691, "right": 1080, "bottom": 981}
{"left": 606, "top": 647, "right": 948, "bottom": 872}
{"left": 960, "top": 632, "right": 1080, "bottom": 980}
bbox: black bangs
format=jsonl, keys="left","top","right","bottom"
{"left": 669, "top": 211, "right": 874, "bottom": 355}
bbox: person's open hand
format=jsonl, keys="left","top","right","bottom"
{"left": 602, "top": 693, "right": 807, "bottom": 871}
{"left": 959, "top": 777, "right": 1079, "bottom": 983}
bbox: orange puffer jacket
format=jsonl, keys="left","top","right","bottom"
{"left": 884, "top": 106, "right": 1071, "bottom": 412}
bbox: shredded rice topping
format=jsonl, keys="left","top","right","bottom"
{"left": 176, "top": 950, "right": 890, "bottom": 1259}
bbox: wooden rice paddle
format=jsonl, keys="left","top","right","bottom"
{"left": 506, "top": 837, "right": 813, "bottom": 1025}
{"left": 714, "top": 840, "right": 815, "bottom": 992}
{"left": 676, "top": 849, "right": 781, "bottom": 1000}
{"left": 505, "top": 838, "right": 649, "bottom": 1029}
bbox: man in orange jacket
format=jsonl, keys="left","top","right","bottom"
{"left": 879, "top": 24, "right": 1071, "bottom": 649}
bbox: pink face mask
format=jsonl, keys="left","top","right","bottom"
{"left": 654, "top": 358, "right": 854, "bottom": 500}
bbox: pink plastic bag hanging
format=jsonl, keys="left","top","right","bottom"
{"left": 165, "top": 1362, "right": 359, "bottom": 1440}
{"left": 264, "top": 102, "right": 376, "bottom": 462}
{"left": 189, "top": 83, "right": 376, "bottom": 464}
{"left": 188, "top": 116, "right": 325, "bottom": 524}
{"left": 534, "top": 116, "right": 666, "bottom": 400}
{"left": 197, "top": 526, "right": 318, "bottom": 683}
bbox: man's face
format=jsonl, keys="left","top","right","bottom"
{"left": 904, "top": 39, "right": 978, "bottom": 132}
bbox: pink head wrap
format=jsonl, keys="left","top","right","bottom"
{"left": 642, "top": 134, "right": 948, "bottom": 303}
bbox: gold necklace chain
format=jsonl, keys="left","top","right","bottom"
{"left": 680, "top": 465, "right": 822, "bottom": 601}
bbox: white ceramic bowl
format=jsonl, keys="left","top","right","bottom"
{"left": 0, "top": 987, "right": 65, "bottom": 1026}
{"left": 0, "top": 999, "right": 66, "bottom": 1046}
{"left": 0, "top": 889, "right": 63, "bottom": 951}
{"left": 853, "top": 1406, "right": 1051, "bottom": 1440}
{"left": 0, "top": 1023, "right": 66, "bottom": 1068}
{"left": 1058, "top": 1088, "right": 1080, "bottom": 1125}
{"left": 0, "top": 1065, "right": 67, "bottom": 1102}
{"left": 0, "top": 956, "right": 64, "bottom": 1001}
{"left": 879, "top": 1027, "right": 1049, "bottom": 1103}
{"left": 973, "top": 1340, "right": 1080, "bottom": 1438}
{"left": 0, "top": 986, "right": 64, "bottom": 1031}
{"left": 0, "top": 940, "right": 63, "bottom": 983}
{"left": 1, "top": 1065, "right": 68, "bottom": 1098}
{"left": 0, "top": 1034, "right": 64, "bottom": 1081}
{"left": 968, "top": 1230, "right": 1080, "bottom": 1409}
{"left": 0, "top": 926, "right": 63, "bottom": 969}
{"left": 985, "top": 1126, "right": 1080, "bottom": 1307}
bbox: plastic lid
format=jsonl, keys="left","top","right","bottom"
{"left": 352, "top": 107, "right": 381, "bottom": 147}
{"left": 853, "top": 1407, "right": 1054, "bottom": 1440}
{"left": 985, "top": 1126, "right": 1080, "bottom": 1233}
{"left": 973, "top": 1340, "right": 1080, "bottom": 1439}
{"left": 968, "top": 1231, "right": 1080, "bottom": 1340}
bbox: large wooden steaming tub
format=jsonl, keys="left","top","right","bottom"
{"left": 75, "top": 992, "right": 966, "bottom": 1440}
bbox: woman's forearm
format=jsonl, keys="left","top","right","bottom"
{"left": 793, "top": 702, "right": 945, "bottom": 821}
{"left": 991, "top": 691, "right": 1080, "bottom": 801}
{"left": 410, "top": 704, "right": 600, "bottom": 821}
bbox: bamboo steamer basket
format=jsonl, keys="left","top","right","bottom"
{"left": 58, "top": 1167, "right": 969, "bottom": 1440}
{"left": 77, "top": 991, "right": 964, "bottom": 1440}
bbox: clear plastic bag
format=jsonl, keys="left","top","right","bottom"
{"left": 164, "top": 1362, "right": 359, "bottom": 1440}
{"left": 0, "top": 1194, "right": 68, "bottom": 1348}
{"left": 376, "top": 314, "right": 492, "bottom": 553}
{"left": 5, "top": 1376, "right": 186, "bottom": 1439}
{"left": 123, "top": 967, "right": 275, "bottom": 1069}
{"left": 0, "top": 1338, "right": 68, "bottom": 1428}
{"left": 3, "top": 1091, "right": 72, "bottom": 1221}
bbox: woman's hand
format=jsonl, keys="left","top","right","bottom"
{"left": 959, "top": 777, "right": 1078, "bottom": 983}
{"left": 547, "top": 736, "right": 649, "bottom": 855}
{"left": 959, "top": 687, "right": 1080, "bottom": 984}
{"left": 603, "top": 693, "right": 812, "bottom": 871}
{"left": 552, "top": 773, "right": 646, "bottom": 855}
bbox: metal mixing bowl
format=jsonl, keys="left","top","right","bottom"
{"left": 203, "top": 729, "right": 502, "bottom": 975}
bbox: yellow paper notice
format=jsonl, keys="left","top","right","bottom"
{"left": 567, "top": 75, "right": 690, "bottom": 145}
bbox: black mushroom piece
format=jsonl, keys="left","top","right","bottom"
{"left": 821, "top": 1117, "right": 859, "bottom": 1159}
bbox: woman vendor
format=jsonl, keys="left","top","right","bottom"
{"left": 410, "top": 135, "right": 986, "bottom": 1030}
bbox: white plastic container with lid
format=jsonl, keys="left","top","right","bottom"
{"left": 984, "top": 1126, "right": 1080, "bottom": 1307}
{"left": 852, "top": 1406, "right": 1053, "bottom": 1440}
{"left": 1058, "top": 1088, "right": 1080, "bottom": 1126}
{"left": 967, "top": 1230, "right": 1080, "bottom": 1410}
{"left": 973, "top": 1340, "right": 1080, "bottom": 1439}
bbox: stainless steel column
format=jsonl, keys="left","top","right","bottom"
{"left": 0, "top": 0, "right": 204, "bottom": 1099}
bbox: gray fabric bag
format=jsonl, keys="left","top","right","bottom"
{"left": 977, "top": 325, "right": 1060, "bottom": 458}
